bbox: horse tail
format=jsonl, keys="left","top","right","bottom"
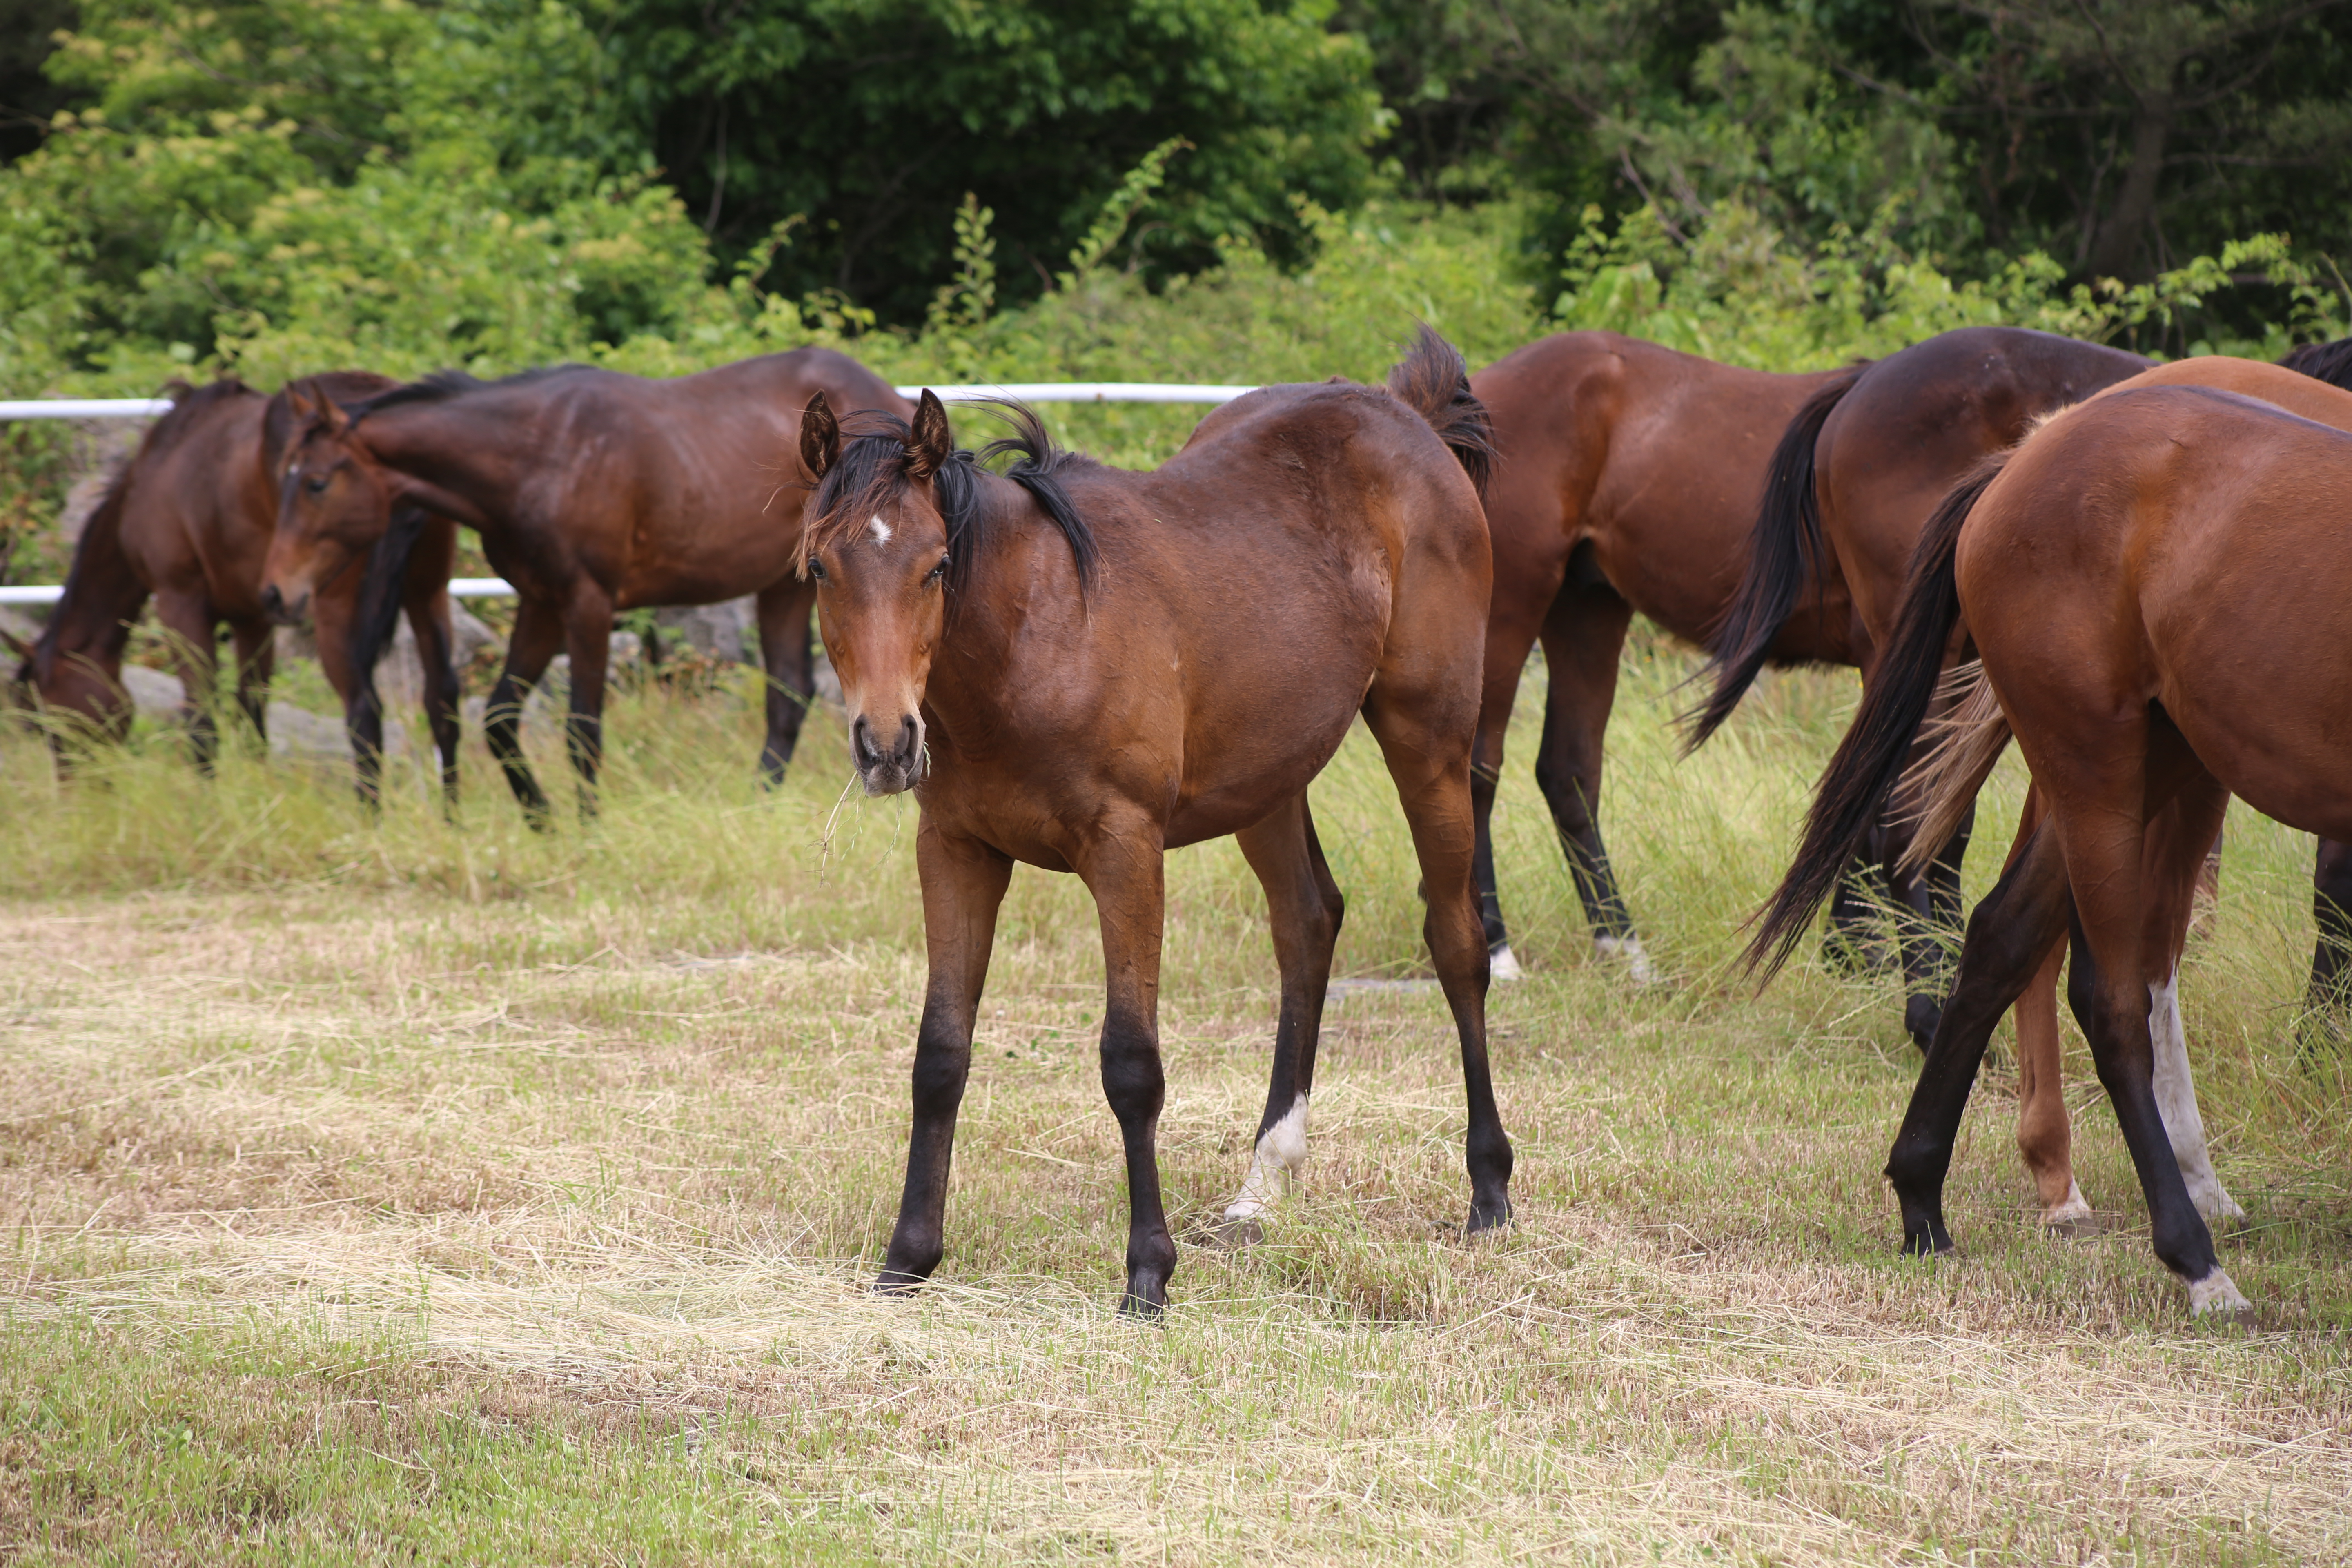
{"left": 1683, "top": 361, "right": 1870, "bottom": 753}
{"left": 1386, "top": 323, "right": 1495, "bottom": 499}
{"left": 1891, "top": 662, "right": 2013, "bottom": 880}
{"left": 2279, "top": 335, "right": 2352, "bottom": 391}
{"left": 1745, "top": 453, "right": 2005, "bottom": 978}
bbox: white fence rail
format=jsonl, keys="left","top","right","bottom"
{"left": 0, "top": 382, "right": 1254, "bottom": 606}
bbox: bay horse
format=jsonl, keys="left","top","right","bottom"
{"left": 797, "top": 330, "right": 1508, "bottom": 1313}
{"left": 262, "top": 348, "right": 909, "bottom": 821}
{"left": 1752, "top": 383, "right": 2352, "bottom": 1315}
{"left": 1888, "top": 357, "right": 2352, "bottom": 1235}
{"left": 9, "top": 375, "right": 460, "bottom": 800}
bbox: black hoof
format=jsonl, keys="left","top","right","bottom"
{"left": 1466, "top": 1199, "right": 1513, "bottom": 1237}
{"left": 1898, "top": 1225, "right": 1954, "bottom": 1258}
{"left": 873, "top": 1269, "right": 928, "bottom": 1297}
{"left": 1120, "top": 1278, "right": 1170, "bottom": 1319}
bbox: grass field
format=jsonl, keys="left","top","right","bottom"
{"left": 2, "top": 625, "right": 2349, "bottom": 1564}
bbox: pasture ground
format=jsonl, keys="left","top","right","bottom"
{"left": 2, "top": 639, "right": 2348, "bottom": 1565}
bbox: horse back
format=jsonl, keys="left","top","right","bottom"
{"left": 1474, "top": 332, "right": 1836, "bottom": 644}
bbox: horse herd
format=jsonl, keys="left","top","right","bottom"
{"left": 10, "top": 323, "right": 2352, "bottom": 1317}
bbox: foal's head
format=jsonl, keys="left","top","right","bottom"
{"left": 798, "top": 390, "right": 965, "bottom": 795}
{"left": 800, "top": 389, "right": 1099, "bottom": 797}
{"left": 261, "top": 380, "right": 394, "bottom": 625}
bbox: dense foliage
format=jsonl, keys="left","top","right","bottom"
{"left": 0, "top": 2, "right": 2345, "bottom": 413}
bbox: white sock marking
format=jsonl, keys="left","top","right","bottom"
{"left": 1595, "top": 933, "right": 1657, "bottom": 985}
{"left": 1489, "top": 944, "right": 1524, "bottom": 982}
{"left": 2148, "top": 973, "right": 2243, "bottom": 1225}
{"left": 1224, "top": 1094, "right": 1309, "bottom": 1222}
{"left": 2042, "top": 1180, "right": 2093, "bottom": 1229}
{"left": 2187, "top": 1266, "right": 2252, "bottom": 1317}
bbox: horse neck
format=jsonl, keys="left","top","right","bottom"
{"left": 36, "top": 465, "right": 148, "bottom": 675}
{"left": 922, "top": 479, "right": 1093, "bottom": 725}
{"left": 356, "top": 397, "right": 535, "bottom": 532}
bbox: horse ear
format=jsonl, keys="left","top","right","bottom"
{"left": 906, "top": 389, "right": 953, "bottom": 480}
{"left": 800, "top": 392, "right": 839, "bottom": 479}
{"left": 315, "top": 385, "right": 351, "bottom": 436}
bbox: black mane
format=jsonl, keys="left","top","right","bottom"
{"left": 2281, "top": 335, "right": 2352, "bottom": 392}
{"left": 805, "top": 399, "right": 1098, "bottom": 599}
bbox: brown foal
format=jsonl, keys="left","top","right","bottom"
{"left": 262, "top": 348, "right": 908, "bottom": 820}
{"left": 1756, "top": 383, "right": 2352, "bottom": 1314}
{"left": 11, "top": 376, "right": 461, "bottom": 797}
{"left": 796, "top": 331, "right": 1509, "bottom": 1313}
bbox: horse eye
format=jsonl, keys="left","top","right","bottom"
{"left": 304, "top": 474, "right": 329, "bottom": 494}
{"left": 806, "top": 557, "right": 828, "bottom": 582}
{"left": 924, "top": 556, "right": 949, "bottom": 586}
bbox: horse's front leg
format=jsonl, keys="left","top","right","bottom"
{"left": 152, "top": 590, "right": 221, "bottom": 774}
{"left": 561, "top": 588, "right": 616, "bottom": 820}
{"left": 879, "top": 823, "right": 1013, "bottom": 1292}
{"left": 1075, "top": 826, "right": 1178, "bottom": 1314}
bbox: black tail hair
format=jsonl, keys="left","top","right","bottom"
{"left": 1683, "top": 361, "right": 1871, "bottom": 753}
{"left": 1744, "top": 455, "right": 2005, "bottom": 978}
{"left": 2280, "top": 336, "right": 2352, "bottom": 392}
{"left": 1386, "top": 324, "right": 1495, "bottom": 497}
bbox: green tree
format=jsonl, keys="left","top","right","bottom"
{"left": 1912, "top": 0, "right": 2352, "bottom": 278}
{"left": 594, "top": 0, "right": 1386, "bottom": 321}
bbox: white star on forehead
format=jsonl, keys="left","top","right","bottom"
{"left": 869, "top": 515, "right": 893, "bottom": 545}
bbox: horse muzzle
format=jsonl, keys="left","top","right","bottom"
{"left": 259, "top": 582, "right": 310, "bottom": 627}
{"left": 851, "top": 711, "right": 927, "bottom": 796}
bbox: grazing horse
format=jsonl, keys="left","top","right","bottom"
{"left": 262, "top": 348, "right": 909, "bottom": 821}
{"left": 1886, "top": 357, "right": 2352, "bottom": 1234}
{"left": 9, "top": 376, "right": 460, "bottom": 798}
{"left": 1752, "top": 384, "right": 2352, "bottom": 1315}
{"left": 1686, "top": 327, "right": 2150, "bottom": 1042}
{"left": 797, "top": 330, "right": 1509, "bottom": 1313}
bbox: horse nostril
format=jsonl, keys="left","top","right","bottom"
{"left": 897, "top": 716, "right": 919, "bottom": 764}
{"left": 261, "top": 585, "right": 283, "bottom": 618}
{"left": 851, "top": 715, "right": 877, "bottom": 769}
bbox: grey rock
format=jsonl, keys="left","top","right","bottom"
{"left": 654, "top": 597, "right": 756, "bottom": 663}
{"left": 374, "top": 601, "right": 500, "bottom": 707}
{"left": 120, "top": 665, "right": 185, "bottom": 718}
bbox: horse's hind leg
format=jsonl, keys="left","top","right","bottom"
{"left": 755, "top": 577, "right": 818, "bottom": 786}
{"left": 1890, "top": 796, "right": 1974, "bottom": 1050}
{"left": 2300, "top": 837, "right": 2352, "bottom": 1056}
{"left": 2051, "top": 729, "right": 2243, "bottom": 1314}
{"left": 1363, "top": 683, "right": 1513, "bottom": 1232}
{"left": 483, "top": 596, "right": 564, "bottom": 826}
{"left": 2000, "top": 785, "right": 2089, "bottom": 1228}
{"left": 2142, "top": 795, "right": 2242, "bottom": 1228}
{"left": 1886, "top": 816, "right": 2072, "bottom": 1254}
{"left": 1223, "top": 792, "right": 1345, "bottom": 1241}
{"left": 1532, "top": 572, "right": 1648, "bottom": 980}
{"left": 1470, "top": 555, "right": 1557, "bottom": 980}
